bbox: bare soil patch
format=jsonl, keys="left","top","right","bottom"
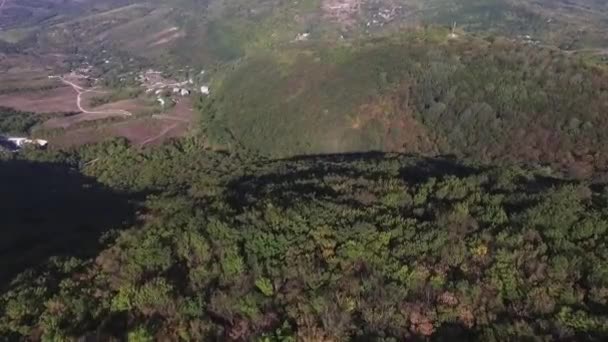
{"left": 48, "top": 96, "right": 195, "bottom": 147}
{"left": 49, "top": 117, "right": 190, "bottom": 148}
{"left": 0, "top": 86, "right": 79, "bottom": 113}
{"left": 84, "top": 95, "right": 148, "bottom": 113}
{"left": 166, "top": 98, "right": 195, "bottom": 121}
{"left": 43, "top": 97, "right": 153, "bottom": 129}
{"left": 42, "top": 112, "right": 122, "bottom": 130}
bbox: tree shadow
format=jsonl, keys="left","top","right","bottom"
{"left": 225, "top": 152, "right": 483, "bottom": 210}
{"left": 0, "top": 159, "right": 138, "bottom": 289}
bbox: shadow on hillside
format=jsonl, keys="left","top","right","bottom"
{"left": 0, "top": 159, "right": 137, "bottom": 289}
{"left": 226, "top": 152, "right": 484, "bottom": 209}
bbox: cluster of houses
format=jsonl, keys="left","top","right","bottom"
{"left": 139, "top": 69, "right": 210, "bottom": 108}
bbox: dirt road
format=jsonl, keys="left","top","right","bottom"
{"left": 50, "top": 76, "right": 132, "bottom": 116}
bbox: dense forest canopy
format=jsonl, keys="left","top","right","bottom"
{"left": 1, "top": 139, "right": 608, "bottom": 340}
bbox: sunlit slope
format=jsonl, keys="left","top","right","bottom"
{"left": 202, "top": 30, "right": 608, "bottom": 177}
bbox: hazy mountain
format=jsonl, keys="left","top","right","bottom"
{"left": 2, "top": 0, "right": 608, "bottom": 65}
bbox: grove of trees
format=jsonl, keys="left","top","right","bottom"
{"left": 1, "top": 139, "right": 608, "bottom": 340}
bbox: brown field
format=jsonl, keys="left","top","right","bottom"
{"left": 48, "top": 98, "right": 196, "bottom": 147}
{"left": 85, "top": 97, "right": 148, "bottom": 113}
{"left": 42, "top": 112, "right": 122, "bottom": 129}
{"left": 0, "top": 53, "right": 66, "bottom": 81}
{"left": 0, "top": 53, "right": 75, "bottom": 112}
{"left": 0, "top": 86, "right": 79, "bottom": 113}
{"left": 42, "top": 97, "right": 154, "bottom": 129}
{"left": 49, "top": 117, "right": 190, "bottom": 147}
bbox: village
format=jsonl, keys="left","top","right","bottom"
{"left": 139, "top": 68, "right": 210, "bottom": 108}
{"left": 0, "top": 61, "right": 211, "bottom": 152}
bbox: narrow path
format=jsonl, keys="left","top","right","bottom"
{"left": 140, "top": 122, "right": 180, "bottom": 146}
{"left": 50, "top": 76, "right": 132, "bottom": 116}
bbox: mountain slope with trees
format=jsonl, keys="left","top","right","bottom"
{"left": 201, "top": 30, "right": 608, "bottom": 178}
{"left": 1, "top": 140, "right": 608, "bottom": 340}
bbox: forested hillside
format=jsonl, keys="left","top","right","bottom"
{"left": 202, "top": 30, "right": 608, "bottom": 178}
{"left": 2, "top": 139, "right": 608, "bottom": 340}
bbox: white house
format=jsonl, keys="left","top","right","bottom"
{"left": 5, "top": 137, "right": 48, "bottom": 149}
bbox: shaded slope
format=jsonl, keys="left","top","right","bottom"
{"left": 2, "top": 147, "right": 608, "bottom": 340}
{"left": 0, "top": 157, "right": 138, "bottom": 289}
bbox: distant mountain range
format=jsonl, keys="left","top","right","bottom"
{"left": 2, "top": 0, "right": 608, "bottom": 65}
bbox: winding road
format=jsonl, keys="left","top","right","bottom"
{"left": 50, "top": 76, "right": 132, "bottom": 116}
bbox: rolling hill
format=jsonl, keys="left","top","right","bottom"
{"left": 201, "top": 29, "right": 608, "bottom": 178}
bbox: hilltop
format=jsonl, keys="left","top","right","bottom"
{"left": 201, "top": 30, "right": 608, "bottom": 178}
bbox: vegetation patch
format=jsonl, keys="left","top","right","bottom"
{"left": 0, "top": 107, "right": 48, "bottom": 135}
{"left": 203, "top": 31, "right": 608, "bottom": 177}
{"left": 1, "top": 140, "right": 608, "bottom": 340}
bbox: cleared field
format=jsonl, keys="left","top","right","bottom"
{"left": 41, "top": 98, "right": 151, "bottom": 129}
{"left": 49, "top": 118, "right": 189, "bottom": 147}
{"left": 0, "top": 53, "right": 68, "bottom": 96}
{"left": 85, "top": 98, "right": 147, "bottom": 114}
{"left": 0, "top": 86, "right": 78, "bottom": 113}
{"left": 48, "top": 98, "right": 195, "bottom": 147}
